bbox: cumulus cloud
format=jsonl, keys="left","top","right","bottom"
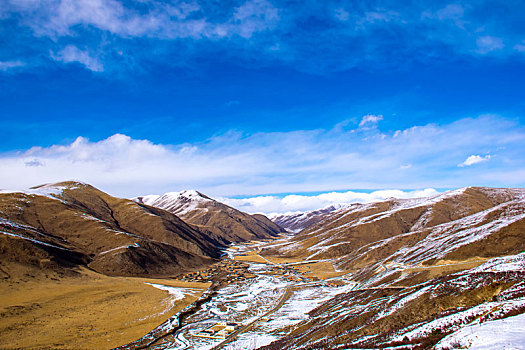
{"left": 219, "top": 188, "right": 439, "bottom": 214}
{"left": 0, "top": 115, "right": 523, "bottom": 199}
{"left": 51, "top": 45, "right": 103, "bottom": 72}
{"left": 458, "top": 154, "right": 491, "bottom": 167}
{"left": 359, "top": 114, "right": 383, "bottom": 127}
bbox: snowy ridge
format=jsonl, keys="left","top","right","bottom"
{"left": 283, "top": 251, "right": 525, "bottom": 349}
{"left": 470, "top": 251, "right": 525, "bottom": 273}
{"left": 269, "top": 188, "right": 469, "bottom": 233}
{"left": 135, "top": 190, "right": 212, "bottom": 216}
{"left": 270, "top": 204, "right": 350, "bottom": 233}
{"left": 0, "top": 181, "right": 88, "bottom": 203}
{"left": 327, "top": 198, "right": 525, "bottom": 271}
{"left": 0, "top": 230, "right": 73, "bottom": 251}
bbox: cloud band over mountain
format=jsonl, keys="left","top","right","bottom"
{"left": 1, "top": 114, "right": 523, "bottom": 202}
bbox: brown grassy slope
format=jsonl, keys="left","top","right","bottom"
{"left": 0, "top": 181, "right": 221, "bottom": 279}
{"left": 270, "top": 205, "right": 341, "bottom": 233}
{"left": 137, "top": 191, "right": 285, "bottom": 246}
{"left": 264, "top": 187, "right": 525, "bottom": 269}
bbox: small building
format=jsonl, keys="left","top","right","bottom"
{"left": 193, "top": 321, "right": 238, "bottom": 339}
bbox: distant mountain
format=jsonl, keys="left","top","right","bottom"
{"left": 134, "top": 190, "right": 285, "bottom": 245}
{"left": 267, "top": 187, "right": 525, "bottom": 269}
{"left": 269, "top": 205, "right": 343, "bottom": 233}
{"left": 0, "top": 182, "right": 222, "bottom": 280}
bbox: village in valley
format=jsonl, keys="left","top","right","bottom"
{"left": 177, "top": 253, "right": 328, "bottom": 285}
{"left": 148, "top": 242, "right": 353, "bottom": 348}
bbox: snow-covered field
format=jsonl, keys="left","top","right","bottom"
{"left": 156, "top": 243, "right": 357, "bottom": 350}
{"left": 166, "top": 269, "right": 290, "bottom": 349}
{"left": 435, "top": 313, "right": 525, "bottom": 350}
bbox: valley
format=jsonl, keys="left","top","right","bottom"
{"left": 118, "top": 235, "right": 525, "bottom": 350}
{"left": 121, "top": 239, "right": 358, "bottom": 350}
{"left": 1, "top": 183, "right": 525, "bottom": 349}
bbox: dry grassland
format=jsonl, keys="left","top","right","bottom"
{"left": 296, "top": 261, "right": 347, "bottom": 279}
{"left": 0, "top": 268, "right": 210, "bottom": 349}
{"left": 233, "top": 245, "right": 347, "bottom": 280}
{"left": 405, "top": 257, "right": 488, "bottom": 278}
{"left": 233, "top": 250, "right": 270, "bottom": 264}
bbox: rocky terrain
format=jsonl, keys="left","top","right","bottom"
{"left": 135, "top": 190, "right": 284, "bottom": 245}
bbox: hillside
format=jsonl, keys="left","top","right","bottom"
{"left": 255, "top": 187, "right": 525, "bottom": 349}
{"left": 265, "top": 187, "right": 525, "bottom": 269}
{"left": 0, "top": 181, "right": 222, "bottom": 280}
{"left": 269, "top": 205, "right": 341, "bottom": 233}
{"left": 2, "top": 185, "right": 524, "bottom": 349}
{"left": 134, "top": 190, "right": 285, "bottom": 245}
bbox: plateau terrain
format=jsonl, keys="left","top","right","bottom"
{"left": 1, "top": 184, "right": 524, "bottom": 349}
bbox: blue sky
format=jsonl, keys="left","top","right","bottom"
{"left": 1, "top": 0, "right": 525, "bottom": 210}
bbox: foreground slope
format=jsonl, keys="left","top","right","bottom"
{"left": 258, "top": 187, "right": 525, "bottom": 349}
{"left": 135, "top": 190, "right": 285, "bottom": 245}
{"left": 261, "top": 252, "right": 525, "bottom": 350}
{"left": 0, "top": 181, "right": 221, "bottom": 279}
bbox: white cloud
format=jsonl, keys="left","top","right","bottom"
{"left": 359, "top": 114, "right": 383, "bottom": 127}
{"left": 51, "top": 45, "right": 103, "bottom": 72}
{"left": 219, "top": 188, "right": 440, "bottom": 214}
{"left": 0, "top": 115, "right": 523, "bottom": 199}
{"left": 230, "top": 0, "right": 279, "bottom": 38}
{"left": 514, "top": 41, "right": 525, "bottom": 52}
{"left": 334, "top": 8, "right": 350, "bottom": 21}
{"left": 362, "top": 10, "right": 400, "bottom": 24}
{"left": 436, "top": 4, "right": 464, "bottom": 21}
{"left": 476, "top": 36, "right": 504, "bottom": 54}
{"left": 0, "top": 60, "right": 25, "bottom": 71}
{"left": 458, "top": 154, "right": 491, "bottom": 167}
{"left": 10, "top": 0, "right": 279, "bottom": 40}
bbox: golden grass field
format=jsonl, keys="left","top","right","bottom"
{"left": 233, "top": 246, "right": 346, "bottom": 279}
{"left": 405, "top": 257, "right": 488, "bottom": 279}
{"left": 295, "top": 261, "right": 347, "bottom": 279}
{"left": 233, "top": 250, "right": 269, "bottom": 264}
{"left": 0, "top": 268, "right": 210, "bottom": 349}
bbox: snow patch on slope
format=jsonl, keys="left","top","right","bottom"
{"left": 135, "top": 190, "right": 212, "bottom": 216}
{"left": 435, "top": 312, "right": 525, "bottom": 350}
{"left": 0, "top": 182, "right": 86, "bottom": 203}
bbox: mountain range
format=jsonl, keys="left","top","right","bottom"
{"left": 0, "top": 181, "right": 285, "bottom": 280}
{"left": 1, "top": 183, "right": 524, "bottom": 349}
{"left": 134, "top": 190, "right": 283, "bottom": 245}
